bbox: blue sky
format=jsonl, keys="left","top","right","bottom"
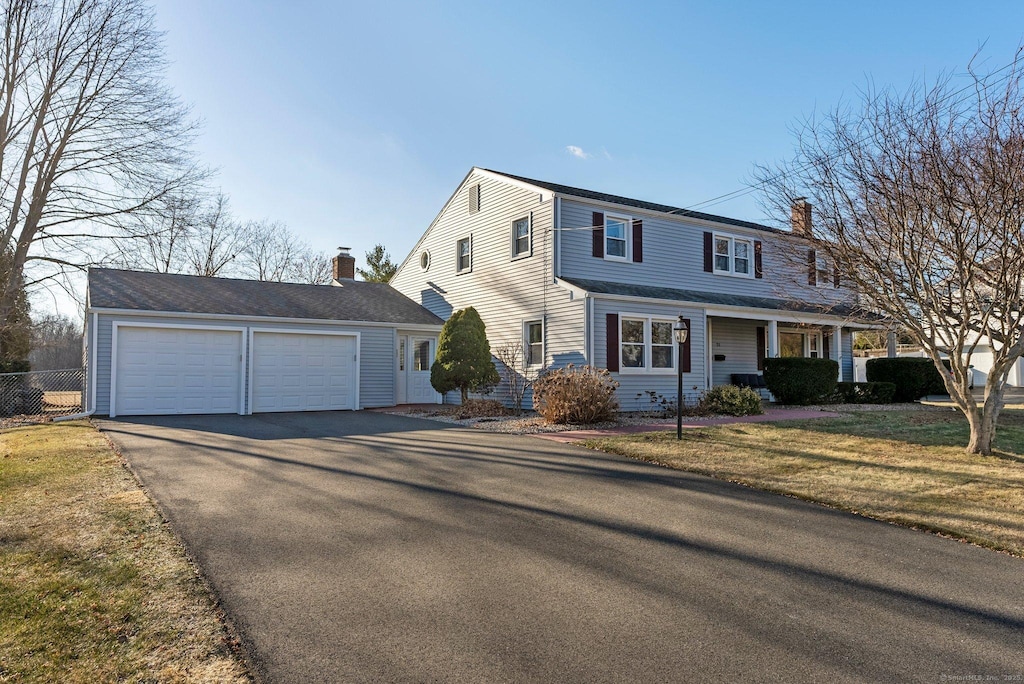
{"left": 135, "top": 1, "right": 1023, "bottom": 279}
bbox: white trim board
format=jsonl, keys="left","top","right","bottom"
{"left": 90, "top": 307, "right": 442, "bottom": 332}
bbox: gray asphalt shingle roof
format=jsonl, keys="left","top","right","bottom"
{"left": 88, "top": 268, "right": 444, "bottom": 325}
{"left": 486, "top": 170, "right": 782, "bottom": 234}
{"left": 560, "top": 277, "right": 867, "bottom": 318}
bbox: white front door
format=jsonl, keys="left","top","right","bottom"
{"left": 399, "top": 335, "right": 440, "bottom": 404}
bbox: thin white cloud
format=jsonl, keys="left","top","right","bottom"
{"left": 566, "top": 145, "right": 591, "bottom": 159}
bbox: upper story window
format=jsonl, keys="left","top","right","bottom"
{"left": 606, "top": 216, "right": 629, "bottom": 260}
{"left": 714, "top": 234, "right": 754, "bottom": 277}
{"left": 620, "top": 315, "right": 675, "bottom": 373}
{"left": 525, "top": 320, "right": 543, "bottom": 366}
{"left": 512, "top": 216, "right": 531, "bottom": 258}
{"left": 456, "top": 236, "right": 472, "bottom": 273}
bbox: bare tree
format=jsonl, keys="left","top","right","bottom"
{"left": 494, "top": 340, "right": 538, "bottom": 415}
{"left": 289, "top": 249, "right": 332, "bottom": 285}
{"left": 29, "top": 312, "right": 81, "bottom": 369}
{"left": 242, "top": 219, "right": 300, "bottom": 282}
{"left": 755, "top": 53, "right": 1024, "bottom": 454}
{"left": 110, "top": 192, "right": 202, "bottom": 273}
{"left": 182, "top": 193, "right": 248, "bottom": 277}
{"left": 0, "top": 0, "right": 200, "bottom": 357}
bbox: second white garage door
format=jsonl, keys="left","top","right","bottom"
{"left": 250, "top": 331, "right": 358, "bottom": 413}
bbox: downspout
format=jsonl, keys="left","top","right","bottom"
{"left": 59, "top": 310, "right": 98, "bottom": 421}
{"left": 554, "top": 196, "right": 561, "bottom": 280}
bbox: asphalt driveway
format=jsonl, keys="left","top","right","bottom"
{"left": 99, "top": 412, "right": 1024, "bottom": 683}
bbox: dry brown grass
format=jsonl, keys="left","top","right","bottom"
{"left": 586, "top": 409, "right": 1024, "bottom": 556}
{"left": 0, "top": 421, "right": 250, "bottom": 682}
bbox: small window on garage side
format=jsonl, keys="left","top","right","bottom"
{"left": 414, "top": 340, "right": 431, "bottom": 371}
{"left": 525, "top": 320, "right": 543, "bottom": 366}
{"left": 457, "top": 236, "right": 472, "bottom": 273}
{"left": 512, "top": 216, "right": 531, "bottom": 258}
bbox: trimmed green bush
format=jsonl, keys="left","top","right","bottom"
{"left": 699, "top": 385, "right": 764, "bottom": 416}
{"left": 763, "top": 357, "right": 839, "bottom": 405}
{"left": 430, "top": 307, "right": 500, "bottom": 403}
{"left": 828, "top": 381, "right": 897, "bottom": 404}
{"left": 865, "top": 357, "right": 945, "bottom": 402}
{"left": 533, "top": 365, "right": 619, "bottom": 424}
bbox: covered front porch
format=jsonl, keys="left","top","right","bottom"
{"left": 706, "top": 313, "right": 856, "bottom": 390}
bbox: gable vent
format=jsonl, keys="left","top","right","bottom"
{"left": 468, "top": 183, "right": 480, "bottom": 213}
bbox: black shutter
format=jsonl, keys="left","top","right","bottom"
{"left": 606, "top": 313, "right": 618, "bottom": 371}
{"left": 681, "top": 318, "right": 692, "bottom": 373}
{"left": 632, "top": 219, "right": 643, "bottom": 263}
{"left": 833, "top": 265, "right": 841, "bottom": 288}
{"left": 823, "top": 333, "right": 831, "bottom": 361}
{"left": 756, "top": 326, "right": 766, "bottom": 371}
{"left": 703, "top": 232, "right": 713, "bottom": 272}
{"left": 808, "top": 248, "right": 817, "bottom": 286}
{"left": 754, "top": 240, "right": 763, "bottom": 279}
{"left": 592, "top": 212, "right": 604, "bottom": 258}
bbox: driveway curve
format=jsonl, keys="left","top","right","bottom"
{"left": 99, "top": 411, "right": 1024, "bottom": 683}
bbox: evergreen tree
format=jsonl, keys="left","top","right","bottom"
{"left": 356, "top": 244, "right": 398, "bottom": 282}
{"left": 430, "top": 307, "right": 499, "bottom": 402}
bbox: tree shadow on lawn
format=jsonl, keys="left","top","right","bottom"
{"left": 777, "top": 408, "right": 1024, "bottom": 460}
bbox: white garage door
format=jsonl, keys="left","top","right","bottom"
{"left": 114, "top": 326, "right": 243, "bottom": 416}
{"left": 251, "top": 332, "right": 357, "bottom": 413}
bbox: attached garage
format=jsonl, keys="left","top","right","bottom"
{"left": 85, "top": 267, "right": 444, "bottom": 417}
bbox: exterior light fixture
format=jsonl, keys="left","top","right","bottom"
{"left": 674, "top": 315, "right": 689, "bottom": 440}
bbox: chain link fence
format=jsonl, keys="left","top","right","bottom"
{"left": 0, "top": 368, "right": 85, "bottom": 425}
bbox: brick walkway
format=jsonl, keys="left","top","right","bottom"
{"left": 534, "top": 407, "right": 841, "bottom": 443}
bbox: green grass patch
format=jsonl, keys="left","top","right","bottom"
{"left": 585, "top": 409, "right": 1024, "bottom": 556}
{"left": 0, "top": 421, "right": 250, "bottom": 682}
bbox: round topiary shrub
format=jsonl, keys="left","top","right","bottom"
{"left": 533, "top": 365, "right": 619, "bottom": 424}
{"left": 699, "top": 385, "right": 764, "bottom": 416}
{"left": 763, "top": 357, "right": 839, "bottom": 405}
{"left": 864, "top": 357, "right": 945, "bottom": 402}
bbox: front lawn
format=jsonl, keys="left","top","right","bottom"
{"left": 585, "top": 409, "right": 1024, "bottom": 556}
{"left": 0, "top": 421, "right": 250, "bottom": 682}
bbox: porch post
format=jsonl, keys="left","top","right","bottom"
{"left": 833, "top": 325, "right": 843, "bottom": 381}
{"left": 767, "top": 319, "right": 779, "bottom": 359}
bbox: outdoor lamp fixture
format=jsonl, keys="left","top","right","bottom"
{"left": 674, "top": 315, "right": 689, "bottom": 440}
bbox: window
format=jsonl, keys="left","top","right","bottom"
{"left": 713, "top": 234, "right": 754, "bottom": 277}
{"left": 606, "top": 216, "right": 629, "bottom": 259}
{"left": 512, "top": 216, "right": 531, "bottom": 258}
{"left": 414, "top": 340, "right": 432, "bottom": 371}
{"left": 398, "top": 337, "right": 405, "bottom": 371}
{"left": 620, "top": 315, "right": 676, "bottom": 373}
{"left": 525, "top": 320, "right": 543, "bottom": 366}
{"left": 420, "top": 250, "right": 430, "bottom": 271}
{"left": 779, "top": 329, "right": 823, "bottom": 358}
{"left": 457, "top": 236, "right": 472, "bottom": 273}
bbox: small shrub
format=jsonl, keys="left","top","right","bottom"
{"left": 533, "top": 365, "right": 619, "bottom": 424}
{"left": 449, "top": 398, "right": 511, "bottom": 419}
{"left": 763, "top": 357, "right": 839, "bottom": 405}
{"left": 699, "top": 385, "right": 764, "bottom": 416}
{"left": 827, "top": 381, "right": 897, "bottom": 404}
{"left": 865, "top": 358, "right": 945, "bottom": 402}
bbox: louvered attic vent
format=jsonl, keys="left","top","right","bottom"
{"left": 468, "top": 183, "right": 480, "bottom": 213}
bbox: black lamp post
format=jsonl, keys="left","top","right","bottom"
{"left": 674, "top": 315, "right": 689, "bottom": 440}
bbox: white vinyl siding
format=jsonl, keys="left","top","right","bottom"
{"left": 390, "top": 171, "right": 559, "bottom": 407}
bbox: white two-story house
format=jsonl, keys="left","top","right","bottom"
{"left": 391, "top": 168, "right": 876, "bottom": 409}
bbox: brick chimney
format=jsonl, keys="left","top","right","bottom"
{"left": 791, "top": 198, "right": 812, "bottom": 236}
{"left": 332, "top": 247, "right": 355, "bottom": 281}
